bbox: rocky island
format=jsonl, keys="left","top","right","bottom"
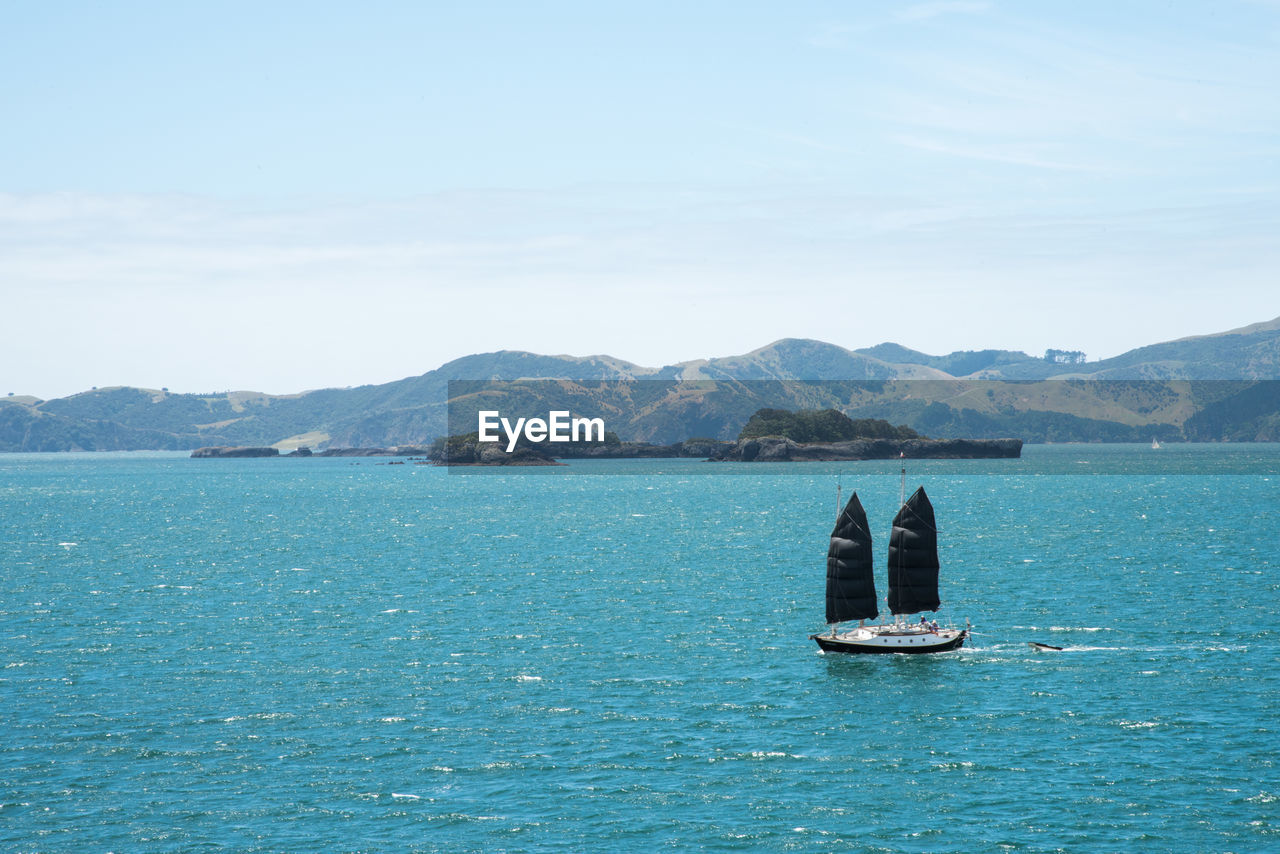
{"left": 703, "top": 408, "right": 1019, "bottom": 460}
{"left": 424, "top": 434, "right": 732, "bottom": 465}
{"left": 420, "top": 408, "right": 1021, "bottom": 465}
{"left": 190, "top": 446, "right": 280, "bottom": 458}
{"left": 707, "top": 436, "right": 1022, "bottom": 461}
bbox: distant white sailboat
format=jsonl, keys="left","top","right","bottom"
{"left": 1152, "top": 438, "right": 1161, "bottom": 449}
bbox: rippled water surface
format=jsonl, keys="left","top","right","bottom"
{"left": 3, "top": 447, "right": 1278, "bottom": 851}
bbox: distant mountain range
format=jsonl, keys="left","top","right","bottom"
{"left": 4, "top": 316, "right": 1280, "bottom": 452}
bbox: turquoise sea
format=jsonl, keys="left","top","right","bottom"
{"left": 3, "top": 445, "right": 1278, "bottom": 852}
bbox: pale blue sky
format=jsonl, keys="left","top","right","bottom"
{"left": 3, "top": 1, "right": 1278, "bottom": 398}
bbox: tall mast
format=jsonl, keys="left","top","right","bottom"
{"left": 887, "top": 486, "right": 941, "bottom": 619}
{"left": 896, "top": 453, "right": 905, "bottom": 627}
{"left": 829, "top": 479, "right": 841, "bottom": 636}
{"left": 899, "top": 452, "right": 906, "bottom": 508}
{"left": 827, "top": 489, "right": 878, "bottom": 630}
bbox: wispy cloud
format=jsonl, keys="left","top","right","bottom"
{"left": 843, "top": 8, "right": 1280, "bottom": 184}
{"left": 890, "top": 135, "right": 1113, "bottom": 173}
{"left": 3, "top": 183, "right": 1275, "bottom": 399}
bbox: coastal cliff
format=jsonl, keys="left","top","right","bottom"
{"left": 190, "top": 445, "right": 435, "bottom": 459}
{"left": 708, "top": 437, "right": 1023, "bottom": 462}
{"left": 191, "top": 446, "right": 279, "bottom": 458}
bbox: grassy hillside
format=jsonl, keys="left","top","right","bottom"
{"left": 4, "top": 316, "right": 1279, "bottom": 451}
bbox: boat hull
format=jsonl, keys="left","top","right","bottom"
{"left": 810, "top": 626, "right": 967, "bottom": 655}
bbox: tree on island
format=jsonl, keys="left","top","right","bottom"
{"left": 737, "top": 408, "right": 920, "bottom": 442}
{"left": 1044, "top": 349, "right": 1087, "bottom": 364}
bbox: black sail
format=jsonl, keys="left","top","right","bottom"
{"left": 887, "top": 486, "right": 940, "bottom": 615}
{"left": 826, "top": 492, "right": 879, "bottom": 624}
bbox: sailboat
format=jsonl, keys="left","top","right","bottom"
{"left": 810, "top": 479, "right": 968, "bottom": 655}
{"left": 1151, "top": 437, "right": 1162, "bottom": 449}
